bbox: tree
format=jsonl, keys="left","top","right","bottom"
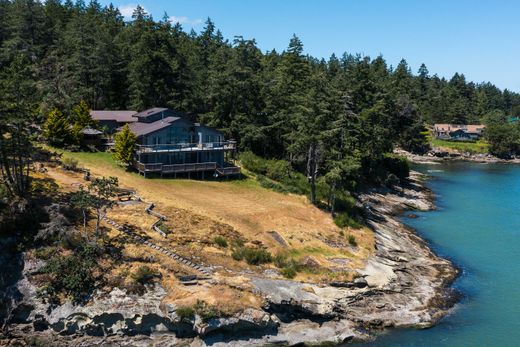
{"left": 70, "top": 100, "right": 94, "bottom": 144}
{"left": 485, "top": 124, "right": 519, "bottom": 159}
{"left": 43, "top": 108, "right": 70, "bottom": 146}
{"left": 113, "top": 124, "right": 137, "bottom": 166}
{"left": 0, "top": 55, "right": 37, "bottom": 198}
{"left": 70, "top": 186, "right": 96, "bottom": 230}
{"left": 88, "top": 176, "right": 118, "bottom": 235}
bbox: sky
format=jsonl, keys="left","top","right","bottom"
{"left": 101, "top": 0, "right": 520, "bottom": 92}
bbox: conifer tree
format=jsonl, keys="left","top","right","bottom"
{"left": 113, "top": 124, "right": 137, "bottom": 166}
{"left": 43, "top": 108, "right": 70, "bottom": 146}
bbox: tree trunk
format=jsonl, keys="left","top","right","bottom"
{"left": 307, "top": 142, "right": 318, "bottom": 205}
{"left": 330, "top": 180, "right": 337, "bottom": 217}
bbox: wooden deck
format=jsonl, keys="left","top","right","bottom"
{"left": 136, "top": 141, "right": 237, "bottom": 154}
{"left": 135, "top": 161, "right": 240, "bottom": 177}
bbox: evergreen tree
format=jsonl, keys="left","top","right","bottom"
{"left": 113, "top": 124, "right": 137, "bottom": 166}
{"left": 43, "top": 108, "right": 70, "bottom": 146}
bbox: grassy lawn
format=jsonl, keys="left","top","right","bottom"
{"left": 430, "top": 138, "right": 489, "bottom": 154}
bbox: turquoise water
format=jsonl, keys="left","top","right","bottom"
{"left": 362, "top": 162, "right": 520, "bottom": 347}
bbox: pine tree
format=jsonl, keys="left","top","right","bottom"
{"left": 70, "top": 99, "right": 93, "bottom": 145}
{"left": 113, "top": 124, "right": 137, "bottom": 166}
{"left": 43, "top": 108, "right": 70, "bottom": 146}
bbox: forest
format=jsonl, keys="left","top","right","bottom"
{"left": 2, "top": 0, "right": 520, "bottom": 204}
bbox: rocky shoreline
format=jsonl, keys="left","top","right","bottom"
{"left": 1, "top": 172, "right": 459, "bottom": 346}
{"left": 395, "top": 148, "right": 520, "bottom": 165}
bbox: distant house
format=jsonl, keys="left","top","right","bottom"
{"left": 109, "top": 107, "right": 240, "bottom": 178}
{"left": 90, "top": 110, "right": 138, "bottom": 133}
{"left": 433, "top": 124, "right": 486, "bottom": 140}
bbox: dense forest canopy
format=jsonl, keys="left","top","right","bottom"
{"left": 2, "top": 0, "right": 520, "bottom": 202}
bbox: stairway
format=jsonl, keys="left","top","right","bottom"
{"left": 103, "top": 216, "right": 212, "bottom": 277}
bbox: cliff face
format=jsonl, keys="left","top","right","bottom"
{"left": 1, "top": 172, "right": 458, "bottom": 346}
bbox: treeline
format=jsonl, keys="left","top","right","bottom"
{"left": 2, "top": 0, "right": 520, "bottom": 200}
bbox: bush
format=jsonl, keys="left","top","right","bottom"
{"left": 213, "top": 235, "right": 228, "bottom": 248}
{"left": 131, "top": 265, "right": 159, "bottom": 285}
{"left": 348, "top": 235, "right": 358, "bottom": 247}
{"left": 334, "top": 212, "right": 362, "bottom": 229}
{"left": 231, "top": 247, "right": 245, "bottom": 261}
{"left": 274, "top": 253, "right": 288, "bottom": 268}
{"left": 62, "top": 157, "right": 79, "bottom": 171}
{"left": 176, "top": 306, "right": 195, "bottom": 320}
{"left": 39, "top": 244, "right": 99, "bottom": 303}
{"left": 176, "top": 300, "right": 221, "bottom": 321}
{"left": 280, "top": 265, "right": 297, "bottom": 279}
{"left": 34, "top": 246, "right": 57, "bottom": 260}
{"left": 239, "top": 152, "right": 308, "bottom": 195}
{"left": 232, "top": 246, "right": 272, "bottom": 265}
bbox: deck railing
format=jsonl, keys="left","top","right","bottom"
{"left": 136, "top": 141, "right": 237, "bottom": 154}
{"left": 135, "top": 161, "right": 240, "bottom": 176}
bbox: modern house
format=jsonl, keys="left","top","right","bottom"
{"left": 433, "top": 124, "right": 486, "bottom": 140}
{"left": 90, "top": 107, "right": 240, "bottom": 178}
{"left": 90, "top": 110, "right": 138, "bottom": 133}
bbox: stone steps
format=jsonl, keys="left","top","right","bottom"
{"left": 103, "top": 216, "right": 211, "bottom": 277}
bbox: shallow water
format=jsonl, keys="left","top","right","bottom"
{"left": 360, "top": 162, "right": 520, "bottom": 347}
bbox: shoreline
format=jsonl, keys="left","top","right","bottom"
{"left": 395, "top": 148, "right": 520, "bottom": 165}
{"left": 1, "top": 172, "right": 459, "bottom": 346}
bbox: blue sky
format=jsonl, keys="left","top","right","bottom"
{"left": 103, "top": 0, "right": 519, "bottom": 92}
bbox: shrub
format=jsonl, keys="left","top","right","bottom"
{"left": 62, "top": 157, "right": 79, "bottom": 171}
{"left": 243, "top": 247, "right": 272, "bottom": 265}
{"left": 194, "top": 300, "right": 220, "bottom": 320}
{"left": 274, "top": 253, "right": 288, "bottom": 268}
{"left": 213, "top": 235, "right": 228, "bottom": 248}
{"left": 176, "top": 306, "right": 195, "bottom": 320}
{"left": 232, "top": 246, "right": 272, "bottom": 265}
{"left": 280, "top": 265, "right": 297, "bottom": 279}
{"left": 39, "top": 244, "right": 99, "bottom": 303}
{"left": 176, "top": 300, "right": 221, "bottom": 321}
{"left": 131, "top": 265, "right": 159, "bottom": 285}
{"left": 348, "top": 235, "right": 358, "bottom": 247}
{"left": 334, "top": 212, "right": 362, "bottom": 229}
{"left": 231, "top": 247, "right": 245, "bottom": 261}
{"left": 239, "top": 152, "right": 308, "bottom": 195}
{"left": 34, "top": 246, "right": 57, "bottom": 260}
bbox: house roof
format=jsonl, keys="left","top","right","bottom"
{"left": 127, "top": 116, "right": 181, "bottom": 137}
{"left": 90, "top": 110, "right": 138, "bottom": 123}
{"left": 81, "top": 126, "right": 103, "bottom": 135}
{"left": 133, "top": 107, "right": 168, "bottom": 119}
{"left": 434, "top": 124, "right": 485, "bottom": 133}
{"left": 133, "top": 107, "right": 187, "bottom": 120}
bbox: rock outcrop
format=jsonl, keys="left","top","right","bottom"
{"left": 1, "top": 172, "right": 458, "bottom": 346}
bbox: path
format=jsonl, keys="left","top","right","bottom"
{"left": 103, "top": 216, "right": 212, "bottom": 277}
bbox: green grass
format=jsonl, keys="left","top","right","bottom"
{"left": 430, "top": 138, "right": 489, "bottom": 154}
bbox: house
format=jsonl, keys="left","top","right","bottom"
{"left": 90, "top": 110, "right": 138, "bottom": 133}
{"left": 433, "top": 124, "right": 486, "bottom": 140}
{"left": 118, "top": 108, "right": 240, "bottom": 178}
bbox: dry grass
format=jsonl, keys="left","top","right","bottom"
{"left": 38, "top": 150, "right": 375, "bottom": 302}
